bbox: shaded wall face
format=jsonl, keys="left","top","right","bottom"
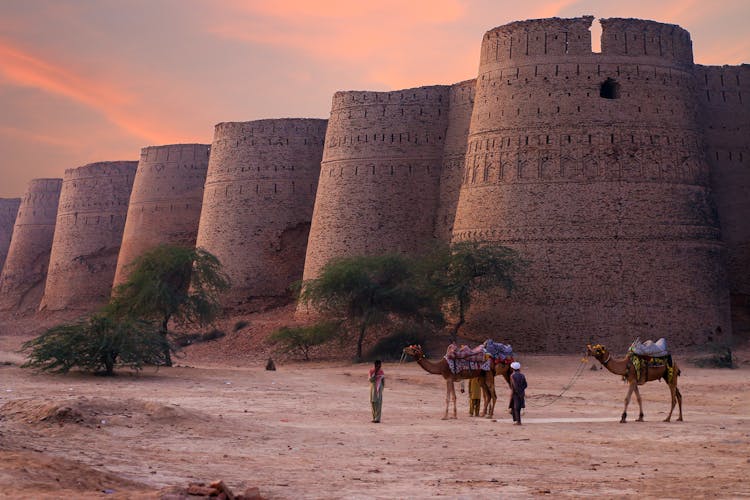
{"left": 696, "top": 64, "right": 750, "bottom": 338}
{"left": 302, "top": 87, "right": 450, "bottom": 282}
{"left": 0, "top": 179, "right": 62, "bottom": 311}
{"left": 113, "top": 144, "right": 210, "bottom": 287}
{"left": 195, "top": 119, "right": 327, "bottom": 306}
{"left": 0, "top": 198, "right": 21, "bottom": 275}
{"left": 40, "top": 162, "right": 137, "bottom": 311}
{"left": 452, "top": 18, "right": 730, "bottom": 352}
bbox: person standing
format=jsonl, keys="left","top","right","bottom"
{"left": 468, "top": 377, "right": 482, "bottom": 416}
{"left": 369, "top": 360, "right": 385, "bottom": 423}
{"left": 509, "top": 361, "right": 527, "bottom": 425}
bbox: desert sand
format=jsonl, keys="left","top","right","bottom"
{"left": 1, "top": 313, "right": 749, "bottom": 499}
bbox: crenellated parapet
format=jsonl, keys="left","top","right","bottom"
{"left": 113, "top": 144, "right": 210, "bottom": 287}
{"left": 0, "top": 179, "right": 62, "bottom": 311}
{"left": 40, "top": 161, "right": 137, "bottom": 311}
{"left": 196, "top": 118, "right": 327, "bottom": 308}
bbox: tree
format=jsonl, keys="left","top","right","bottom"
{"left": 108, "top": 245, "right": 230, "bottom": 366}
{"left": 269, "top": 322, "right": 340, "bottom": 361}
{"left": 426, "top": 241, "right": 524, "bottom": 341}
{"left": 21, "top": 315, "right": 167, "bottom": 376}
{"left": 297, "top": 254, "right": 440, "bottom": 362}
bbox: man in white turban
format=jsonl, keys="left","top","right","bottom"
{"left": 509, "top": 361, "right": 527, "bottom": 425}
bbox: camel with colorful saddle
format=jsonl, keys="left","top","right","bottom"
{"left": 586, "top": 338, "right": 682, "bottom": 423}
{"left": 401, "top": 340, "right": 515, "bottom": 419}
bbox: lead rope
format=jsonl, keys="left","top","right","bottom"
{"left": 532, "top": 352, "right": 590, "bottom": 408}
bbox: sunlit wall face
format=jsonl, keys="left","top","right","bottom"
{"left": 1, "top": 0, "right": 748, "bottom": 197}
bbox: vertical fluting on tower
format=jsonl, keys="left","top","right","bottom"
{"left": 302, "top": 86, "right": 450, "bottom": 282}
{"left": 0, "top": 198, "right": 21, "bottom": 276}
{"left": 452, "top": 16, "right": 730, "bottom": 351}
{"left": 0, "top": 179, "right": 62, "bottom": 312}
{"left": 40, "top": 161, "right": 137, "bottom": 311}
{"left": 113, "top": 144, "right": 210, "bottom": 287}
{"left": 195, "top": 119, "right": 327, "bottom": 308}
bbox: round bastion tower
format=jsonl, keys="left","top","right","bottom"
{"left": 0, "top": 198, "right": 21, "bottom": 275}
{"left": 40, "top": 161, "right": 137, "bottom": 311}
{"left": 452, "top": 17, "right": 731, "bottom": 351}
{"left": 0, "top": 179, "right": 62, "bottom": 311}
{"left": 113, "top": 144, "right": 210, "bottom": 287}
{"left": 195, "top": 119, "right": 327, "bottom": 308}
{"left": 302, "top": 86, "right": 450, "bottom": 282}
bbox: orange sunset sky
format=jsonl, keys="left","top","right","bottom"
{"left": 1, "top": 0, "right": 748, "bottom": 197}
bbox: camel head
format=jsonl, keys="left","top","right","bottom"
{"left": 586, "top": 344, "right": 609, "bottom": 362}
{"left": 402, "top": 344, "right": 424, "bottom": 360}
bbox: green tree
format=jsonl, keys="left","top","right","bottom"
{"left": 21, "top": 315, "right": 167, "bottom": 376}
{"left": 427, "top": 241, "right": 524, "bottom": 341}
{"left": 297, "top": 254, "right": 440, "bottom": 361}
{"left": 269, "top": 322, "right": 340, "bottom": 361}
{"left": 108, "top": 245, "right": 230, "bottom": 366}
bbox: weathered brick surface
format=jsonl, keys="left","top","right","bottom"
{"left": 0, "top": 198, "right": 21, "bottom": 276}
{"left": 694, "top": 64, "right": 750, "bottom": 336}
{"left": 40, "top": 161, "right": 137, "bottom": 311}
{"left": 196, "top": 119, "right": 327, "bottom": 307}
{"left": 0, "top": 179, "right": 62, "bottom": 311}
{"left": 452, "top": 17, "right": 732, "bottom": 351}
{"left": 113, "top": 144, "right": 210, "bottom": 287}
{"left": 302, "top": 86, "right": 450, "bottom": 282}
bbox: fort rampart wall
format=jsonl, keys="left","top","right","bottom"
{"left": 113, "top": 144, "right": 210, "bottom": 287}
{"left": 196, "top": 119, "right": 327, "bottom": 307}
{"left": 40, "top": 161, "right": 137, "bottom": 311}
{"left": 695, "top": 63, "right": 750, "bottom": 335}
{"left": 302, "top": 86, "right": 450, "bottom": 282}
{"left": 0, "top": 179, "right": 62, "bottom": 311}
{"left": 0, "top": 198, "right": 21, "bottom": 276}
{"left": 452, "top": 17, "right": 731, "bottom": 351}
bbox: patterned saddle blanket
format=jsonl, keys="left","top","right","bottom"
{"left": 444, "top": 340, "right": 514, "bottom": 373}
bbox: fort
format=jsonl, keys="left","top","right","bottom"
{"left": 0, "top": 16, "right": 747, "bottom": 351}
{"left": 40, "top": 161, "right": 137, "bottom": 311}
{"left": 113, "top": 144, "right": 210, "bottom": 287}
{"left": 0, "top": 179, "right": 62, "bottom": 312}
{"left": 0, "top": 198, "right": 21, "bottom": 275}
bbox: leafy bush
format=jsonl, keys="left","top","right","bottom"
{"left": 172, "top": 329, "right": 226, "bottom": 347}
{"left": 269, "top": 322, "right": 340, "bottom": 361}
{"left": 692, "top": 341, "right": 736, "bottom": 368}
{"left": 367, "top": 325, "right": 426, "bottom": 362}
{"left": 21, "top": 315, "right": 167, "bottom": 376}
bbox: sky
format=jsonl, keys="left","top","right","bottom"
{"left": 1, "top": 0, "right": 748, "bottom": 197}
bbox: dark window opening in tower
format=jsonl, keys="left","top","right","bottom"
{"left": 600, "top": 78, "right": 621, "bottom": 99}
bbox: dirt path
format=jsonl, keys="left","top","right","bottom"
{"left": 1, "top": 331, "right": 749, "bottom": 499}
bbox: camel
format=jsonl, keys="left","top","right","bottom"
{"left": 586, "top": 344, "right": 682, "bottom": 423}
{"left": 402, "top": 344, "right": 497, "bottom": 419}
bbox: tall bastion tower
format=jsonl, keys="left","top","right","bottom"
{"left": 0, "top": 198, "right": 21, "bottom": 276}
{"left": 0, "top": 179, "right": 62, "bottom": 311}
{"left": 302, "top": 86, "right": 454, "bottom": 282}
{"left": 452, "top": 16, "right": 732, "bottom": 350}
{"left": 196, "top": 119, "right": 327, "bottom": 308}
{"left": 113, "top": 144, "right": 210, "bottom": 287}
{"left": 40, "top": 161, "right": 137, "bottom": 311}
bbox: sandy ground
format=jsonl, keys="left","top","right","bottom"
{"left": 0, "top": 315, "right": 749, "bottom": 499}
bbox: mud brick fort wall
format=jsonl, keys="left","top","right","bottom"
{"left": 302, "top": 87, "right": 451, "bottom": 282}
{"left": 0, "top": 179, "right": 62, "bottom": 311}
{"left": 40, "top": 161, "right": 137, "bottom": 311}
{"left": 195, "top": 119, "right": 327, "bottom": 307}
{"left": 113, "top": 144, "right": 210, "bottom": 287}
{"left": 0, "top": 198, "right": 21, "bottom": 276}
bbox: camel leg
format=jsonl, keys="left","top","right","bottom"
{"left": 443, "top": 380, "right": 451, "bottom": 420}
{"left": 451, "top": 382, "right": 458, "bottom": 419}
{"left": 676, "top": 387, "right": 683, "bottom": 421}
{"left": 633, "top": 385, "right": 644, "bottom": 422}
{"left": 479, "top": 378, "right": 488, "bottom": 417}
{"left": 666, "top": 383, "right": 682, "bottom": 422}
{"left": 484, "top": 372, "right": 496, "bottom": 418}
{"left": 621, "top": 383, "right": 635, "bottom": 423}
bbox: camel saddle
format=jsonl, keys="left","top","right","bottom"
{"left": 444, "top": 343, "right": 491, "bottom": 373}
{"left": 629, "top": 337, "right": 669, "bottom": 358}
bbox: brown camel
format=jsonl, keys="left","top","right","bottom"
{"left": 586, "top": 344, "right": 683, "bottom": 423}
{"left": 402, "top": 345, "right": 496, "bottom": 419}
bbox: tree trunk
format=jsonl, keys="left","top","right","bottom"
{"left": 356, "top": 322, "right": 367, "bottom": 362}
{"left": 450, "top": 296, "right": 467, "bottom": 343}
{"left": 103, "top": 351, "right": 115, "bottom": 376}
{"left": 162, "top": 315, "right": 172, "bottom": 367}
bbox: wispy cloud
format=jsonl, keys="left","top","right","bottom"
{"left": 0, "top": 125, "right": 79, "bottom": 150}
